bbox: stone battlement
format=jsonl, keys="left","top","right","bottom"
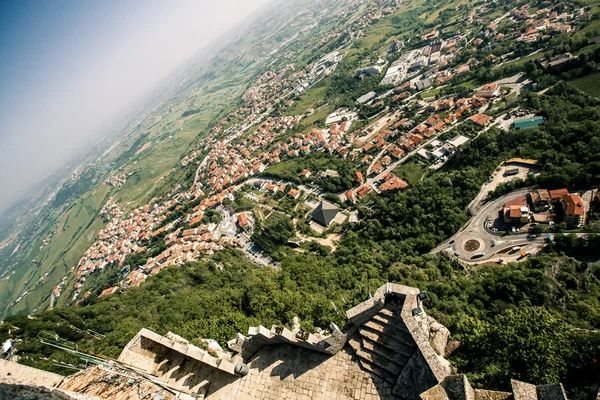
{"left": 227, "top": 321, "right": 347, "bottom": 359}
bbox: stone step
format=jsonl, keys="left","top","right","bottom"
{"left": 362, "top": 321, "right": 417, "bottom": 348}
{"left": 360, "top": 336, "right": 413, "bottom": 366}
{"left": 355, "top": 345, "right": 403, "bottom": 376}
{"left": 359, "top": 326, "right": 416, "bottom": 356}
{"left": 376, "top": 308, "right": 410, "bottom": 329}
{"left": 365, "top": 318, "right": 411, "bottom": 339}
{"left": 354, "top": 354, "right": 398, "bottom": 384}
{"left": 372, "top": 314, "right": 411, "bottom": 334}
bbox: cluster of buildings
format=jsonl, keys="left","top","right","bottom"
{"left": 72, "top": 186, "right": 246, "bottom": 301}
{"left": 66, "top": 0, "right": 591, "bottom": 306}
{"left": 242, "top": 64, "right": 298, "bottom": 111}
{"left": 72, "top": 201, "right": 172, "bottom": 299}
{"left": 104, "top": 170, "right": 130, "bottom": 189}
{"left": 529, "top": 188, "right": 587, "bottom": 228}
{"left": 196, "top": 116, "right": 301, "bottom": 192}
{"left": 501, "top": 188, "right": 588, "bottom": 228}
{"left": 295, "top": 51, "right": 345, "bottom": 95}
{"left": 380, "top": 36, "right": 466, "bottom": 86}
{"left": 510, "top": 3, "right": 586, "bottom": 43}
{"left": 417, "top": 135, "right": 470, "bottom": 165}
{"left": 280, "top": 121, "right": 353, "bottom": 160}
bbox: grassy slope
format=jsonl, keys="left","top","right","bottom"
{"left": 570, "top": 72, "right": 600, "bottom": 98}
{"left": 0, "top": 186, "right": 112, "bottom": 315}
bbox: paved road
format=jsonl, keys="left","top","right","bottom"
{"left": 432, "top": 189, "right": 592, "bottom": 263}
{"left": 432, "top": 190, "right": 547, "bottom": 262}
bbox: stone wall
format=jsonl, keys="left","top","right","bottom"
{"left": 227, "top": 321, "right": 347, "bottom": 360}
{"left": 118, "top": 328, "right": 241, "bottom": 377}
{"left": 0, "top": 359, "right": 64, "bottom": 388}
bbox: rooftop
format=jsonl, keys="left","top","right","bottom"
{"left": 311, "top": 200, "right": 341, "bottom": 226}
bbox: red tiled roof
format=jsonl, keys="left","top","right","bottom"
{"left": 238, "top": 212, "right": 248, "bottom": 227}
{"left": 549, "top": 188, "right": 569, "bottom": 199}
{"left": 563, "top": 193, "right": 584, "bottom": 215}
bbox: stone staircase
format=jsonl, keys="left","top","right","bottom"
{"left": 152, "top": 349, "right": 212, "bottom": 398}
{"left": 348, "top": 304, "right": 418, "bottom": 385}
{"left": 420, "top": 374, "right": 570, "bottom": 400}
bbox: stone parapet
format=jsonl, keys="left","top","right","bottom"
{"left": 119, "top": 328, "right": 240, "bottom": 377}
{"left": 228, "top": 321, "right": 347, "bottom": 359}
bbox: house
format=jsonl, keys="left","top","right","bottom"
{"left": 476, "top": 83, "right": 500, "bottom": 98}
{"left": 400, "top": 138, "right": 415, "bottom": 151}
{"left": 561, "top": 193, "right": 585, "bottom": 227}
{"left": 456, "top": 98, "right": 471, "bottom": 108}
{"left": 424, "top": 115, "right": 439, "bottom": 127}
{"left": 471, "top": 96, "right": 487, "bottom": 108}
{"left": 379, "top": 174, "right": 408, "bottom": 192}
{"left": 503, "top": 196, "right": 530, "bottom": 224}
{"left": 288, "top": 189, "right": 300, "bottom": 199}
{"left": 371, "top": 163, "right": 383, "bottom": 175}
{"left": 190, "top": 216, "right": 203, "bottom": 226}
{"left": 409, "top": 134, "right": 424, "bottom": 146}
{"left": 433, "top": 121, "right": 446, "bottom": 131}
{"left": 504, "top": 205, "right": 530, "bottom": 224}
{"left": 311, "top": 201, "right": 340, "bottom": 227}
{"left": 456, "top": 64, "right": 470, "bottom": 74}
{"left": 265, "top": 183, "right": 279, "bottom": 193}
{"left": 529, "top": 189, "right": 551, "bottom": 212}
{"left": 344, "top": 191, "right": 356, "bottom": 204}
{"left": 438, "top": 98, "right": 454, "bottom": 110}
{"left": 356, "top": 185, "right": 372, "bottom": 199}
{"left": 423, "top": 127, "right": 436, "bottom": 137}
{"left": 354, "top": 171, "right": 364, "bottom": 184}
{"left": 237, "top": 212, "right": 250, "bottom": 229}
{"left": 549, "top": 188, "right": 569, "bottom": 200}
{"left": 391, "top": 148, "right": 405, "bottom": 159}
{"left": 468, "top": 114, "right": 492, "bottom": 126}
{"left": 299, "top": 169, "right": 311, "bottom": 178}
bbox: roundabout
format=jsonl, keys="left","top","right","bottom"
{"left": 464, "top": 239, "right": 481, "bottom": 252}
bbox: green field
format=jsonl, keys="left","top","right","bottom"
{"left": 392, "top": 159, "right": 429, "bottom": 185}
{"left": 570, "top": 73, "right": 600, "bottom": 98}
{"left": 0, "top": 185, "right": 112, "bottom": 316}
{"left": 287, "top": 81, "right": 329, "bottom": 115}
{"left": 422, "top": 87, "right": 443, "bottom": 98}
{"left": 424, "top": 0, "right": 467, "bottom": 23}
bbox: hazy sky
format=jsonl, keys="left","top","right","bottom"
{"left": 0, "top": 0, "right": 270, "bottom": 213}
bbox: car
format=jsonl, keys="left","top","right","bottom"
{"left": 454, "top": 252, "right": 460, "bottom": 257}
{"left": 449, "top": 240, "right": 455, "bottom": 244}
{"left": 491, "top": 241, "right": 496, "bottom": 247}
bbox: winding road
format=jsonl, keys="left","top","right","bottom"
{"left": 432, "top": 189, "right": 590, "bottom": 263}
{"left": 433, "top": 190, "right": 547, "bottom": 262}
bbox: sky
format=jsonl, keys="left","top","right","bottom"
{"left": 0, "top": 0, "right": 270, "bottom": 213}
